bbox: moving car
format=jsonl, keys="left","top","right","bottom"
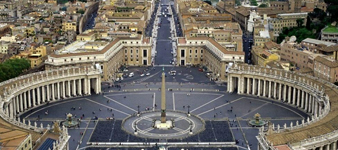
{"left": 146, "top": 73, "right": 151, "bottom": 76}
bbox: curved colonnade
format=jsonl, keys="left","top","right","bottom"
{"left": 0, "top": 67, "right": 102, "bottom": 149}
{"left": 227, "top": 64, "right": 338, "bottom": 150}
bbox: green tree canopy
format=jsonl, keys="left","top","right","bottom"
{"left": 250, "top": 0, "right": 258, "bottom": 6}
{"left": 0, "top": 58, "right": 30, "bottom": 82}
{"left": 258, "top": 3, "right": 267, "bottom": 7}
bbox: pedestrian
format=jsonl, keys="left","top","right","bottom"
{"left": 92, "top": 111, "right": 95, "bottom": 114}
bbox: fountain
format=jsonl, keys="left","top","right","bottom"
{"left": 61, "top": 113, "right": 80, "bottom": 128}
{"left": 249, "top": 113, "right": 267, "bottom": 127}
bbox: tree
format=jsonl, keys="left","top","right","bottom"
{"left": 258, "top": 3, "right": 267, "bottom": 7}
{"left": 306, "top": 15, "right": 311, "bottom": 30}
{"left": 0, "top": 58, "right": 30, "bottom": 82}
{"left": 296, "top": 18, "right": 304, "bottom": 27}
{"left": 77, "top": 9, "right": 85, "bottom": 14}
{"left": 250, "top": 0, "right": 258, "bottom": 6}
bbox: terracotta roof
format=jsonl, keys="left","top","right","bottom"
{"left": 314, "top": 56, "right": 338, "bottom": 68}
{"left": 264, "top": 41, "right": 280, "bottom": 49}
{"left": 322, "top": 45, "right": 338, "bottom": 52}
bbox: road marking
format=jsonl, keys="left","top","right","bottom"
{"left": 191, "top": 95, "right": 224, "bottom": 113}
{"left": 197, "top": 97, "right": 244, "bottom": 116}
{"left": 24, "top": 98, "right": 84, "bottom": 118}
{"left": 104, "top": 92, "right": 154, "bottom": 96}
{"left": 84, "top": 98, "right": 130, "bottom": 116}
{"left": 153, "top": 93, "right": 156, "bottom": 111}
{"left": 172, "top": 93, "right": 175, "bottom": 110}
{"left": 174, "top": 92, "right": 222, "bottom": 96}
{"left": 239, "top": 102, "right": 268, "bottom": 118}
{"left": 104, "top": 96, "right": 137, "bottom": 112}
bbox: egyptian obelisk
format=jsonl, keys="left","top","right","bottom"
{"left": 161, "top": 68, "right": 166, "bottom": 123}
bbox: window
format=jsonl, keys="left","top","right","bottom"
{"left": 79, "top": 58, "right": 81, "bottom": 60}
{"left": 190, "top": 50, "right": 192, "bottom": 53}
{"left": 201, "top": 50, "right": 203, "bottom": 53}
{"left": 195, "top": 50, "right": 197, "bottom": 53}
{"left": 131, "top": 50, "right": 133, "bottom": 53}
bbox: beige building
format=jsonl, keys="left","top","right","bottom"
{"left": 62, "top": 21, "right": 77, "bottom": 32}
{"left": 280, "top": 39, "right": 311, "bottom": 70}
{"left": 314, "top": 56, "right": 338, "bottom": 83}
{"left": 45, "top": 36, "right": 152, "bottom": 81}
{"left": 269, "top": 12, "right": 308, "bottom": 37}
{"left": 186, "top": 22, "right": 243, "bottom": 52}
{"left": 176, "top": 37, "right": 244, "bottom": 81}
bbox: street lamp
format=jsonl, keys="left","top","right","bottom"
{"left": 187, "top": 105, "right": 190, "bottom": 115}
{"left": 137, "top": 105, "right": 140, "bottom": 115}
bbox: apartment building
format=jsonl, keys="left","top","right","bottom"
{"left": 186, "top": 22, "right": 243, "bottom": 52}
{"left": 269, "top": 12, "right": 308, "bottom": 36}
{"left": 314, "top": 56, "right": 338, "bottom": 83}
{"left": 176, "top": 37, "right": 244, "bottom": 81}
{"left": 45, "top": 36, "right": 152, "bottom": 81}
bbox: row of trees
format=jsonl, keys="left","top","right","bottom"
{"left": 0, "top": 58, "right": 30, "bottom": 82}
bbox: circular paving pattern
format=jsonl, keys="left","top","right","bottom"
{"left": 122, "top": 110, "right": 205, "bottom": 139}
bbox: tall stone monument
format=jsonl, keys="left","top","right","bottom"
{"left": 161, "top": 70, "right": 166, "bottom": 123}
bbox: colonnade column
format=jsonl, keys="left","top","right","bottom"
{"left": 12, "top": 100, "right": 16, "bottom": 118}
{"left": 37, "top": 87, "right": 40, "bottom": 105}
{"left": 88, "top": 78, "right": 91, "bottom": 95}
{"left": 305, "top": 93, "right": 308, "bottom": 112}
{"left": 5, "top": 104, "right": 9, "bottom": 116}
{"left": 293, "top": 87, "right": 296, "bottom": 105}
{"left": 23, "top": 92, "right": 27, "bottom": 110}
{"left": 246, "top": 78, "right": 250, "bottom": 94}
{"left": 51, "top": 83, "right": 55, "bottom": 101}
{"left": 288, "top": 86, "right": 291, "bottom": 103}
{"left": 297, "top": 89, "right": 301, "bottom": 107}
{"left": 283, "top": 84, "right": 287, "bottom": 101}
{"left": 15, "top": 96, "right": 19, "bottom": 113}
{"left": 313, "top": 97, "right": 317, "bottom": 116}
{"left": 46, "top": 84, "right": 50, "bottom": 101}
{"left": 301, "top": 90, "right": 305, "bottom": 109}
{"left": 263, "top": 80, "right": 266, "bottom": 97}
{"left": 78, "top": 79, "right": 82, "bottom": 95}
{"left": 257, "top": 79, "right": 261, "bottom": 96}
{"left": 84, "top": 78, "right": 88, "bottom": 95}
{"left": 273, "top": 82, "right": 277, "bottom": 98}
{"left": 73, "top": 80, "right": 76, "bottom": 96}
{"left": 57, "top": 82, "right": 60, "bottom": 100}
{"left": 42, "top": 86, "right": 46, "bottom": 102}
{"left": 268, "top": 81, "right": 271, "bottom": 98}
{"left": 278, "top": 83, "right": 282, "bottom": 100}
{"left": 309, "top": 95, "right": 313, "bottom": 113}
{"left": 67, "top": 81, "right": 71, "bottom": 97}
{"left": 10, "top": 101, "right": 14, "bottom": 118}
{"left": 62, "top": 81, "right": 66, "bottom": 98}
{"left": 32, "top": 89, "right": 36, "bottom": 107}
{"left": 28, "top": 90, "right": 31, "bottom": 108}
{"left": 20, "top": 94, "right": 23, "bottom": 111}
{"left": 332, "top": 141, "right": 337, "bottom": 150}
{"left": 253, "top": 78, "right": 256, "bottom": 95}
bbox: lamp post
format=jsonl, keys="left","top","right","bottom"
{"left": 187, "top": 105, "right": 190, "bottom": 115}
{"left": 137, "top": 105, "right": 140, "bottom": 115}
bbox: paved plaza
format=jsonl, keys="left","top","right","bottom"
{"left": 20, "top": 66, "right": 308, "bottom": 150}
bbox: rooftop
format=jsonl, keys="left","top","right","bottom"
{"left": 323, "top": 25, "right": 338, "bottom": 33}
{"left": 57, "top": 41, "right": 110, "bottom": 54}
{"left": 302, "top": 38, "right": 336, "bottom": 46}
